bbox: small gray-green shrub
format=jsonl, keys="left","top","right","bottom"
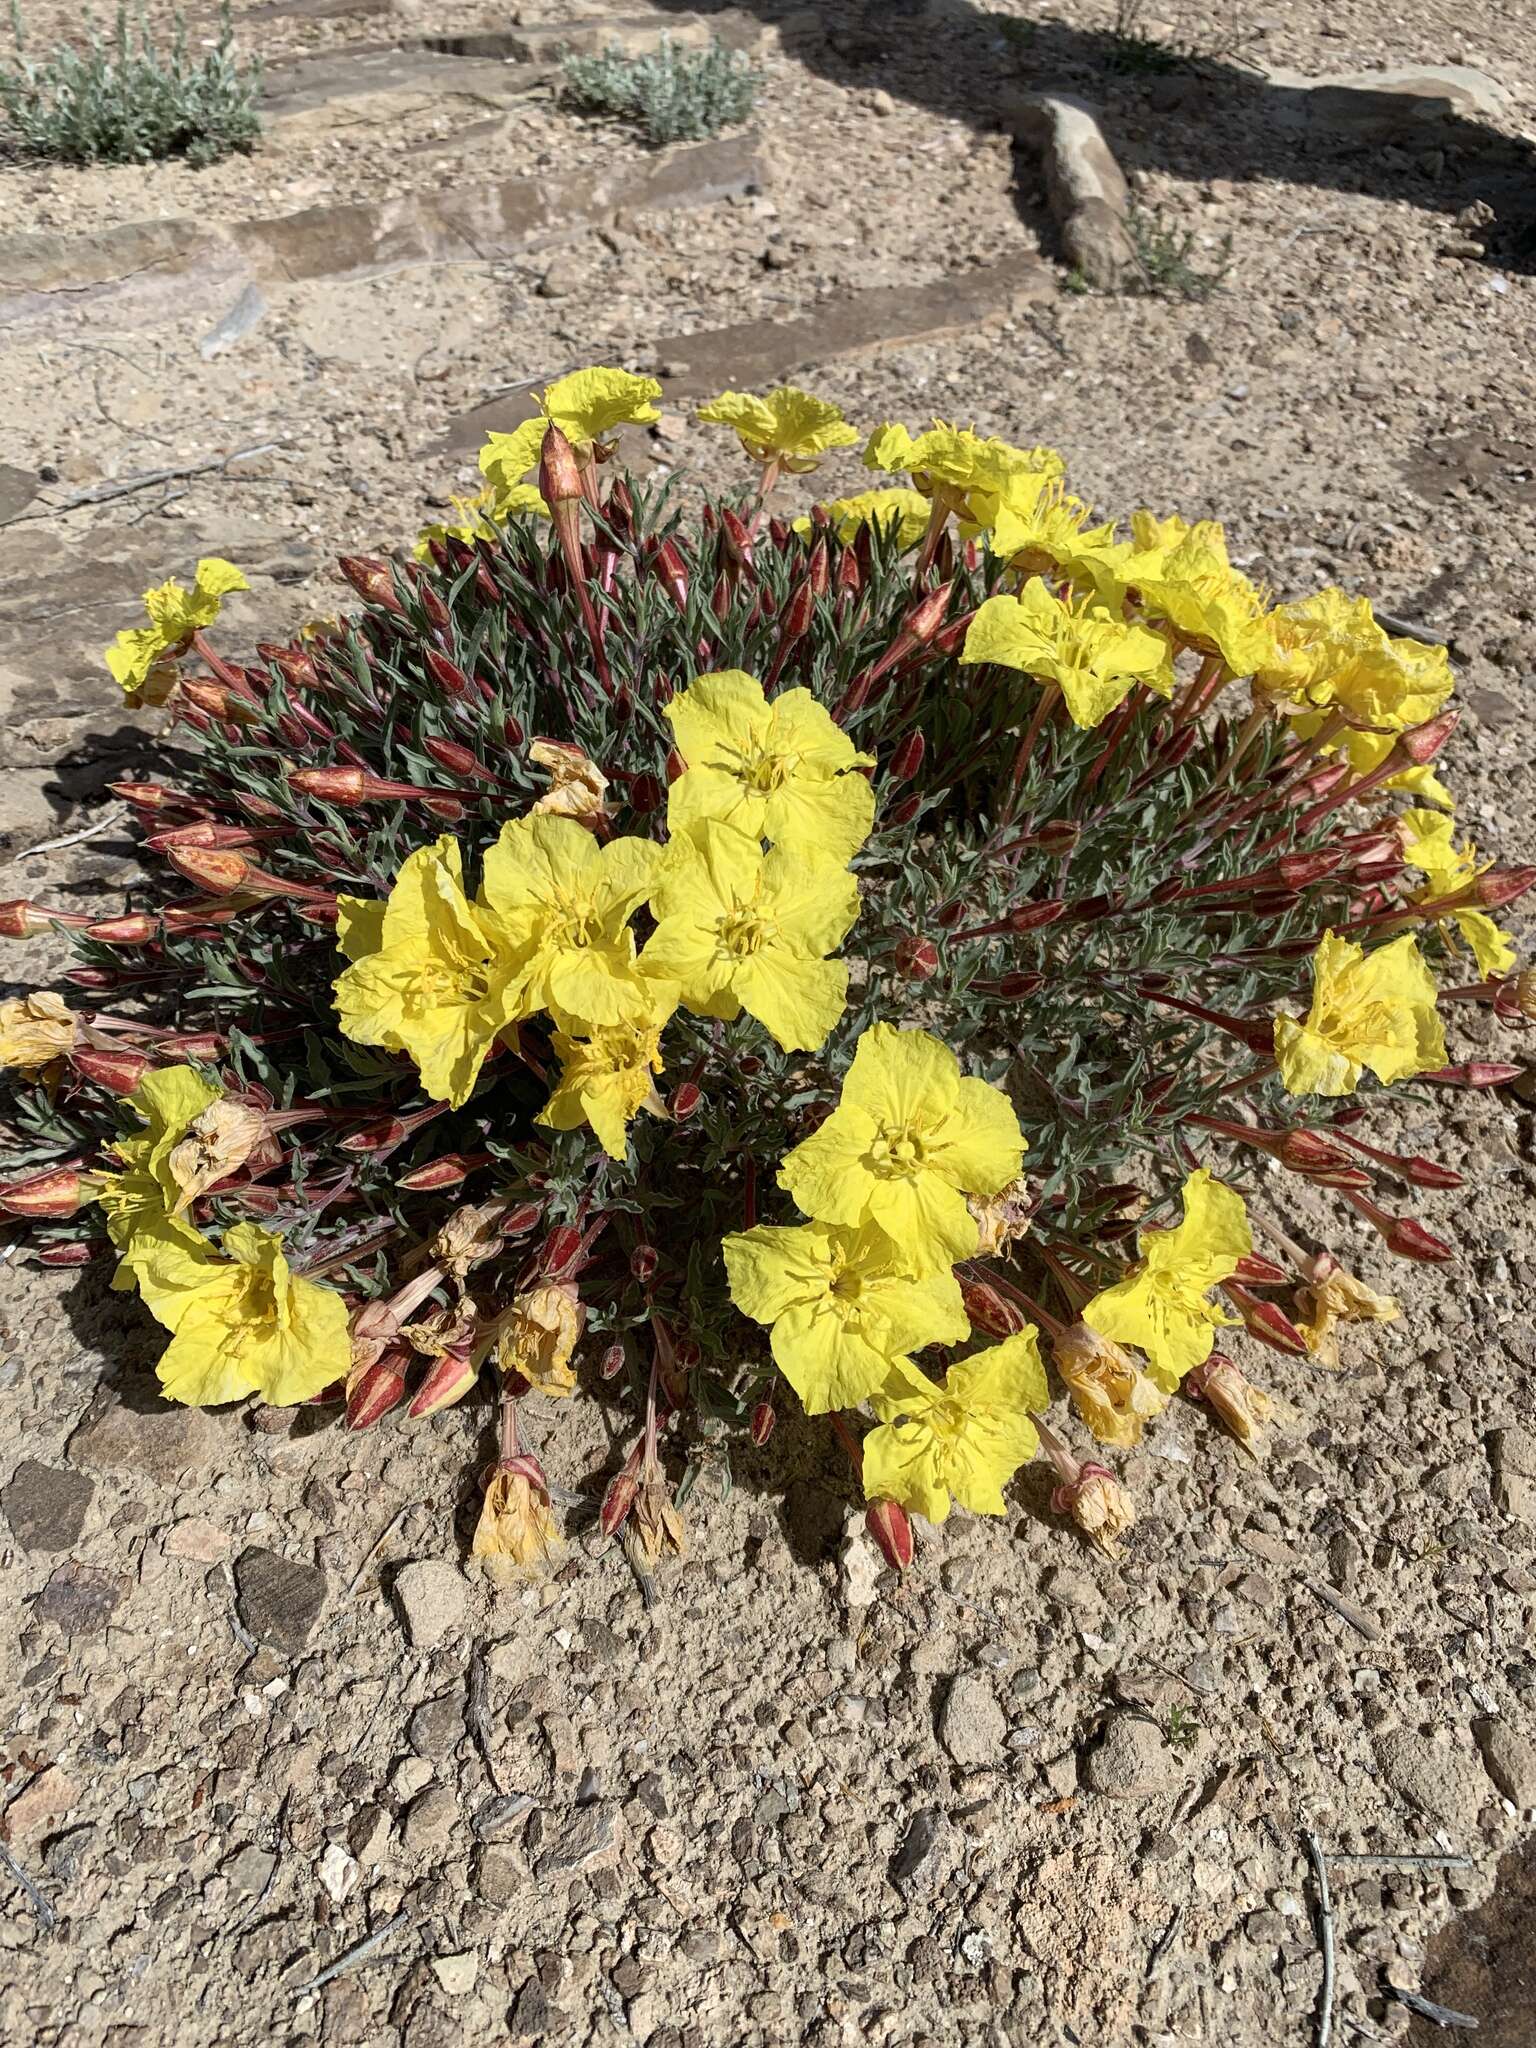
{"left": 0, "top": 3, "right": 261, "bottom": 167}
{"left": 562, "top": 34, "right": 757, "bottom": 147}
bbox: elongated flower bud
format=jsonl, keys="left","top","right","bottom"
{"left": 599, "top": 1342, "right": 626, "bottom": 1380}
{"left": 750, "top": 1400, "right": 775, "bottom": 1446}
{"left": 396, "top": 1152, "right": 486, "bottom": 1191}
{"left": 538, "top": 420, "right": 584, "bottom": 506}
{"left": 1473, "top": 866, "right": 1536, "bottom": 911}
{"left": 0, "top": 899, "right": 94, "bottom": 937}
{"left": 345, "top": 1352, "right": 408, "bottom": 1431}
{"left": 865, "top": 1498, "right": 914, "bottom": 1572}
{"left": 1233, "top": 1251, "right": 1290, "bottom": 1286}
{"left": 671, "top": 1080, "right": 702, "bottom": 1121}
{"left": 72, "top": 1046, "right": 155, "bottom": 1095}
{"left": 1421, "top": 1062, "right": 1523, "bottom": 1088}
{"left": 960, "top": 1277, "right": 1027, "bottom": 1338}
{"left": 407, "top": 1346, "right": 477, "bottom": 1419}
{"left": 38, "top": 1242, "right": 96, "bottom": 1267}
{"left": 1009, "top": 898, "right": 1068, "bottom": 933}
{"left": 600, "top": 1470, "right": 639, "bottom": 1539}
{"left": 0, "top": 1166, "right": 87, "bottom": 1218}
{"left": 888, "top": 730, "right": 925, "bottom": 783}
{"left": 339, "top": 555, "right": 404, "bottom": 612}
{"left": 1222, "top": 1281, "right": 1308, "bottom": 1355}
{"left": 424, "top": 648, "right": 471, "bottom": 697}
{"left": 1396, "top": 707, "right": 1458, "bottom": 764}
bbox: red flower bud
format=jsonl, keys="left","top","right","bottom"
{"left": 630, "top": 1243, "right": 658, "bottom": 1284}
{"left": 750, "top": 1400, "right": 776, "bottom": 1446}
{"left": 1397, "top": 707, "right": 1458, "bottom": 764}
{"left": 960, "top": 1278, "right": 1027, "bottom": 1338}
{"left": 664, "top": 747, "right": 688, "bottom": 785}
{"left": 423, "top": 736, "right": 485, "bottom": 779}
{"left": 164, "top": 844, "right": 256, "bottom": 895}
{"left": 600, "top": 1342, "right": 627, "bottom": 1380}
{"left": 886, "top": 791, "right": 921, "bottom": 828}
{"left": 346, "top": 1353, "right": 408, "bottom": 1431}
{"left": 807, "top": 540, "right": 830, "bottom": 598}
{"left": 339, "top": 556, "right": 405, "bottom": 612}
{"left": 500, "top": 1201, "right": 544, "bottom": 1237}
{"left": 1380, "top": 1217, "right": 1454, "bottom": 1262}
{"left": 671, "top": 1080, "right": 702, "bottom": 1121}
{"left": 1275, "top": 848, "right": 1345, "bottom": 889}
{"left": 1223, "top": 1282, "right": 1308, "bottom": 1355}
{"left": 1008, "top": 898, "right": 1068, "bottom": 933}
{"left": 340, "top": 1117, "right": 407, "bottom": 1156}
{"left": 0, "top": 899, "right": 94, "bottom": 936}
{"left": 396, "top": 1152, "right": 487, "bottom": 1191}
{"left": 1421, "top": 1062, "right": 1523, "bottom": 1088}
{"left": 542, "top": 1224, "right": 584, "bottom": 1277}
{"left": 673, "top": 1336, "right": 701, "bottom": 1371}
{"left": 600, "top": 1470, "right": 639, "bottom": 1538}
{"left": 865, "top": 1498, "right": 914, "bottom": 1572}
{"left": 1233, "top": 1252, "right": 1290, "bottom": 1286}
{"left": 651, "top": 538, "right": 690, "bottom": 610}
{"left": 72, "top": 1046, "right": 156, "bottom": 1095}
{"left": 407, "top": 1346, "right": 478, "bottom": 1419}
{"left": 288, "top": 765, "right": 370, "bottom": 804}
{"left": 38, "top": 1242, "right": 98, "bottom": 1267}
{"left": 424, "top": 648, "right": 471, "bottom": 697}
{"left": 0, "top": 1166, "right": 87, "bottom": 1218}
{"left": 903, "top": 581, "right": 952, "bottom": 646}
{"left": 107, "top": 780, "right": 200, "bottom": 812}
{"left": 887, "top": 730, "right": 925, "bottom": 783}
{"left": 1473, "top": 866, "right": 1536, "bottom": 911}
{"left": 779, "top": 575, "right": 816, "bottom": 643}
{"left": 893, "top": 935, "right": 939, "bottom": 981}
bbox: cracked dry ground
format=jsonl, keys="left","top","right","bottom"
{"left": 3, "top": 1, "right": 1536, "bottom": 2044}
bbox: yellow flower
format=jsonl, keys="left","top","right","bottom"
{"left": 642, "top": 822, "right": 857, "bottom": 1052}
{"left": 777, "top": 1023, "right": 1026, "bottom": 1271}
{"left": 0, "top": 991, "right": 78, "bottom": 1074}
{"left": 960, "top": 577, "right": 1173, "bottom": 728}
{"left": 537, "top": 1012, "right": 668, "bottom": 1161}
{"left": 1253, "top": 586, "right": 1387, "bottom": 710}
{"left": 697, "top": 386, "right": 860, "bottom": 470}
{"left": 864, "top": 421, "right": 1064, "bottom": 503}
{"left": 862, "top": 1331, "right": 1047, "bottom": 1524}
{"left": 479, "top": 813, "right": 669, "bottom": 1033}
{"left": 104, "top": 557, "right": 248, "bottom": 702}
{"left": 128, "top": 1221, "right": 350, "bottom": 1408}
{"left": 97, "top": 1065, "right": 222, "bottom": 1265}
{"left": 1121, "top": 525, "right": 1275, "bottom": 676}
{"left": 496, "top": 1282, "right": 584, "bottom": 1397}
{"left": 1083, "top": 1168, "right": 1250, "bottom": 1388}
{"left": 1051, "top": 1320, "right": 1168, "bottom": 1448}
{"left": 472, "top": 1461, "right": 563, "bottom": 1578}
{"left": 794, "top": 488, "right": 932, "bottom": 549}
{"left": 1274, "top": 931, "right": 1446, "bottom": 1097}
{"left": 333, "top": 837, "right": 525, "bottom": 1109}
{"left": 412, "top": 482, "right": 547, "bottom": 560}
{"left": 664, "top": 669, "right": 876, "bottom": 863}
{"left": 479, "top": 367, "right": 662, "bottom": 490}
{"left": 988, "top": 481, "right": 1122, "bottom": 595}
{"left": 1295, "top": 1260, "right": 1400, "bottom": 1371}
{"left": 722, "top": 1219, "right": 970, "bottom": 1414}
{"left": 529, "top": 740, "right": 610, "bottom": 828}
{"left": 1399, "top": 808, "right": 1517, "bottom": 980}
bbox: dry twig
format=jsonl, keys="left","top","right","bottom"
{"left": 1304, "top": 1830, "right": 1336, "bottom": 2048}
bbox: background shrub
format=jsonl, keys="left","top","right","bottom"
{"left": 562, "top": 34, "right": 758, "bottom": 147}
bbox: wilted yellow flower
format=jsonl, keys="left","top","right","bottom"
{"left": 1050, "top": 1320, "right": 1167, "bottom": 1448}
{"left": 0, "top": 991, "right": 78, "bottom": 1074}
{"left": 166, "top": 1098, "right": 266, "bottom": 1212}
{"left": 497, "top": 1282, "right": 584, "bottom": 1398}
{"left": 1187, "top": 1353, "right": 1274, "bottom": 1457}
{"left": 529, "top": 739, "right": 610, "bottom": 828}
{"left": 1274, "top": 931, "right": 1446, "bottom": 1097}
{"left": 1294, "top": 1258, "right": 1400, "bottom": 1371}
{"left": 128, "top": 1221, "right": 350, "bottom": 1408}
{"left": 862, "top": 1332, "right": 1047, "bottom": 1524}
{"left": 472, "top": 1459, "right": 563, "bottom": 1578}
{"left": 1058, "top": 1462, "right": 1136, "bottom": 1560}
{"left": 794, "top": 488, "right": 932, "bottom": 549}
{"left": 1083, "top": 1168, "right": 1250, "bottom": 1388}
{"left": 104, "top": 557, "right": 248, "bottom": 703}
{"left": 697, "top": 386, "right": 860, "bottom": 470}
{"left": 960, "top": 577, "right": 1173, "bottom": 728}
{"left": 537, "top": 1010, "right": 668, "bottom": 1161}
{"left": 432, "top": 1201, "right": 513, "bottom": 1287}
{"left": 967, "top": 1175, "right": 1035, "bottom": 1259}
{"left": 625, "top": 1469, "right": 688, "bottom": 1576}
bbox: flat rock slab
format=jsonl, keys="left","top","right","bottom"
{"left": 68, "top": 1395, "right": 223, "bottom": 1487}
{"left": 235, "top": 1546, "right": 328, "bottom": 1654}
{"left": 436, "top": 255, "right": 1052, "bottom": 455}
{"left": 0, "top": 133, "right": 764, "bottom": 336}
{"left": 1, "top": 1460, "right": 95, "bottom": 1553}
{"left": 262, "top": 46, "right": 543, "bottom": 141}
{"left": 1262, "top": 62, "right": 1511, "bottom": 136}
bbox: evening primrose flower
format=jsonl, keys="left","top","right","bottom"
{"left": 472, "top": 1457, "right": 563, "bottom": 1577}
{"left": 722, "top": 1219, "right": 970, "bottom": 1414}
{"left": 1051, "top": 1320, "right": 1168, "bottom": 1448}
{"left": 529, "top": 740, "right": 610, "bottom": 829}
{"left": 413, "top": 481, "right": 547, "bottom": 560}
{"left": 861, "top": 1330, "right": 1047, "bottom": 1524}
{"left": 960, "top": 577, "right": 1173, "bottom": 728}
{"left": 166, "top": 1098, "right": 267, "bottom": 1212}
{"left": 664, "top": 669, "right": 876, "bottom": 863}
{"left": 988, "top": 481, "right": 1123, "bottom": 596}
{"left": 128, "top": 1221, "right": 350, "bottom": 1408}
{"left": 480, "top": 814, "right": 670, "bottom": 1033}
{"left": 1186, "top": 1353, "right": 1274, "bottom": 1458}
{"left": 537, "top": 1010, "right": 668, "bottom": 1161}
{"left": 104, "top": 557, "right": 248, "bottom": 703}
{"left": 1294, "top": 1258, "right": 1400, "bottom": 1371}
{"left": 1399, "top": 808, "right": 1516, "bottom": 979}
{"left": 864, "top": 421, "right": 1064, "bottom": 518}
{"left": 1120, "top": 526, "right": 1275, "bottom": 676}
{"left": 479, "top": 367, "right": 662, "bottom": 490}
{"left": 1274, "top": 931, "right": 1446, "bottom": 1097}
{"left": 1083, "top": 1168, "right": 1251, "bottom": 1388}
{"left": 697, "top": 386, "right": 860, "bottom": 470}
{"left": 1252, "top": 586, "right": 1388, "bottom": 710}
{"left": 794, "top": 488, "right": 932, "bottom": 548}
{"left": 777, "top": 1023, "right": 1026, "bottom": 1272}
{"left": 333, "top": 838, "right": 525, "bottom": 1109}
{"left": 642, "top": 821, "right": 858, "bottom": 1052}
{"left": 0, "top": 991, "right": 78, "bottom": 1074}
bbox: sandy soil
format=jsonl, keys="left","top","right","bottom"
{"left": 1, "top": 3, "right": 1535, "bottom": 2044}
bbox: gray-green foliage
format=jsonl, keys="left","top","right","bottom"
{"left": 0, "top": 2, "right": 261, "bottom": 167}
{"left": 562, "top": 34, "right": 757, "bottom": 147}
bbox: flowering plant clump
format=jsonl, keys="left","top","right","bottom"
{"left": 2, "top": 368, "right": 1532, "bottom": 1584}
